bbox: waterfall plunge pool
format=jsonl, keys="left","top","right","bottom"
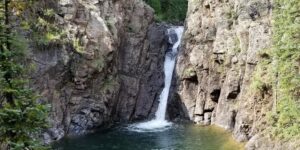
{"left": 53, "top": 124, "right": 244, "bottom": 150}
{"left": 53, "top": 27, "right": 243, "bottom": 150}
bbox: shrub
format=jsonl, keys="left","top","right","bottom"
{"left": 253, "top": 0, "right": 300, "bottom": 139}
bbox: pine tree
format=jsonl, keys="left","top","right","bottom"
{"left": 0, "top": 0, "right": 49, "bottom": 149}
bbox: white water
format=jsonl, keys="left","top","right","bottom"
{"left": 128, "top": 26, "right": 184, "bottom": 132}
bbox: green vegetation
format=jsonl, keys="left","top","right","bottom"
{"left": 0, "top": 0, "right": 49, "bottom": 149}
{"left": 233, "top": 37, "right": 241, "bottom": 53}
{"left": 14, "top": 0, "right": 65, "bottom": 46}
{"left": 30, "top": 9, "right": 65, "bottom": 46}
{"left": 225, "top": 9, "right": 238, "bottom": 21}
{"left": 252, "top": 0, "right": 300, "bottom": 139}
{"left": 91, "top": 56, "right": 106, "bottom": 72}
{"left": 144, "top": 0, "right": 188, "bottom": 22}
{"left": 101, "top": 76, "right": 119, "bottom": 92}
{"left": 72, "top": 38, "right": 84, "bottom": 53}
{"left": 32, "top": 17, "right": 61, "bottom": 45}
{"left": 184, "top": 67, "right": 196, "bottom": 78}
{"left": 271, "top": 0, "right": 300, "bottom": 139}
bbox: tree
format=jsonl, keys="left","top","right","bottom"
{"left": 144, "top": 0, "right": 188, "bottom": 22}
{"left": 0, "top": 0, "right": 49, "bottom": 149}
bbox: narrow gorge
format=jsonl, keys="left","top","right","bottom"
{"left": 0, "top": 0, "right": 299, "bottom": 150}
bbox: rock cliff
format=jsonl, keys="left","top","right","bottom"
{"left": 30, "top": 0, "right": 169, "bottom": 142}
{"left": 175, "top": 0, "right": 299, "bottom": 149}
{"left": 27, "top": 0, "right": 299, "bottom": 149}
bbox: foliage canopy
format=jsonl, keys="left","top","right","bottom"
{"left": 144, "top": 0, "right": 188, "bottom": 22}
{"left": 0, "top": 1, "right": 49, "bottom": 149}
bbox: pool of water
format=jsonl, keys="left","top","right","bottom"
{"left": 53, "top": 124, "right": 244, "bottom": 150}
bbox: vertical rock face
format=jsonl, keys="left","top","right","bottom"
{"left": 31, "top": 0, "right": 167, "bottom": 142}
{"left": 115, "top": 24, "right": 168, "bottom": 121}
{"left": 176, "top": 0, "right": 277, "bottom": 148}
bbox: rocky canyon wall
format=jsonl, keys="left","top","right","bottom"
{"left": 176, "top": 0, "right": 299, "bottom": 149}
{"left": 176, "top": 0, "right": 275, "bottom": 149}
{"left": 30, "top": 0, "right": 168, "bottom": 142}
{"left": 28, "top": 0, "right": 299, "bottom": 149}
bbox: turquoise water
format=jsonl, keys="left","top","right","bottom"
{"left": 53, "top": 124, "right": 244, "bottom": 150}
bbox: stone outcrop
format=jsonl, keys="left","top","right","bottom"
{"left": 30, "top": 0, "right": 169, "bottom": 142}
{"left": 114, "top": 23, "right": 168, "bottom": 122}
{"left": 175, "top": 0, "right": 284, "bottom": 149}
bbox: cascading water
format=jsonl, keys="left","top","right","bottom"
{"left": 128, "top": 26, "right": 184, "bottom": 132}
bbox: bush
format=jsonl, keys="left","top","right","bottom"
{"left": 271, "top": 0, "right": 300, "bottom": 139}
{"left": 253, "top": 0, "right": 300, "bottom": 139}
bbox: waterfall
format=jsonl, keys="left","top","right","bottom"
{"left": 128, "top": 26, "right": 184, "bottom": 132}
{"left": 155, "top": 27, "right": 183, "bottom": 120}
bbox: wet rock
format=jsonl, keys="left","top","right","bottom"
{"left": 43, "top": 127, "right": 65, "bottom": 144}
{"left": 43, "top": 133, "right": 52, "bottom": 145}
{"left": 116, "top": 24, "right": 168, "bottom": 121}
{"left": 204, "top": 112, "right": 212, "bottom": 125}
{"left": 167, "top": 29, "right": 178, "bottom": 44}
{"left": 194, "top": 115, "right": 204, "bottom": 124}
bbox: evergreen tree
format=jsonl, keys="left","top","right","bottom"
{"left": 0, "top": 0, "right": 49, "bottom": 149}
{"left": 144, "top": 0, "right": 188, "bottom": 22}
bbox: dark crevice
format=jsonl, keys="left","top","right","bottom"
{"left": 204, "top": 108, "right": 214, "bottom": 113}
{"left": 227, "top": 85, "right": 240, "bottom": 99}
{"left": 210, "top": 89, "right": 221, "bottom": 102}
{"left": 205, "top": 4, "right": 210, "bottom": 9}
{"left": 249, "top": 6, "right": 260, "bottom": 21}
{"left": 186, "top": 75, "right": 198, "bottom": 84}
{"left": 230, "top": 110, "right": 237, "bottom": 129}
{"left": 214, "top": 59, "right": 224, "bottom": 64}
